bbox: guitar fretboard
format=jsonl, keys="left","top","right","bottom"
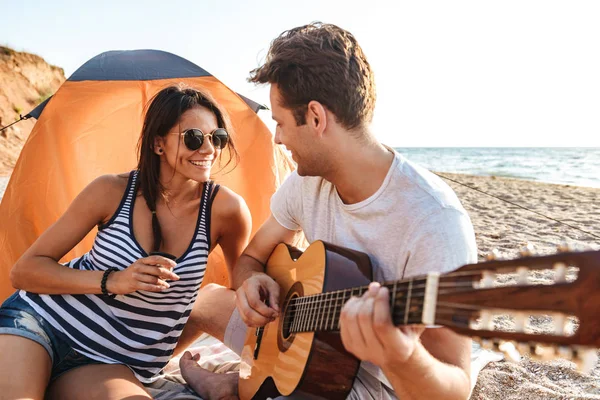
{"left": 283, "top": 278, "right": 430, "bottom": 334}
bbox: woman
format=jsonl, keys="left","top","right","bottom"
{"left": 0, "top": 86, "right": 251, "bottom": 399}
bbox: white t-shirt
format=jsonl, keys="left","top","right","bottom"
{"left": 270, "top": 151, "right": 477, "bottom": 389}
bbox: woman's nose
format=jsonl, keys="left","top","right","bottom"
{"left": 199, "top": 135, "right": 215, "bottom": 152}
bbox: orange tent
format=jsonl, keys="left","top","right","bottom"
{"left": 0, "top": 50, "right": 293, "bottom": 302}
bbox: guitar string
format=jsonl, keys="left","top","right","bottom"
{"left": 282, "top": 294, "right": 428, "bottom": 330}
{"left": 282, "top": 304, "right": 545, "bottom": 333}
{"left": 277, "top": 274, "right": 578, "bottom": 333}
{"left": 282, "top": 296, "right": 437, "bottom": 330}
{"left": 282, "top": 281, "right": 500, "bottom": 311}
{"left": 281, "top": 265, "right": 565, "bottom": 308}
{"left": 283, "top": 279, "right": 428, "bottom": 305}
{"left": 282, "top": 305, "right": 473, "bottom": 332}
{"left": 281, "top": 283, "right": 534, "bottom": 317}
{"left": 278, "top": 273, "right": 568, "bottom": 332}
{"left": 282, "top": 290, "right": 543, "bottom": 325}
{"left": 281, "top": 295, "right": 556, "bottom": 332}
{"left": 281, "top": 288, "right": 488, "bottom": 324}
{"left": 281, "top": 284, "right": 538, "bottom": 329}
{"left": 281, "top": 299, "right": 486, "bottom": 321}
{"left": 282, "top": 280, "right": 508, "bottom": 311}
{"left": 287, "top": 255, "right": 574, "bottom": 300}
{"left": 278, "top": 274, "right": 560, "bottom": 318}
{"left": 283, "top": 298, "right": 551, "bottom": 324}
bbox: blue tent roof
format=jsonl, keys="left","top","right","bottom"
{"left": 25, "top": 49, "right": 266, "bottom": 120}
{"left": 69, "top": 49, "right": 211, "bottom": 81}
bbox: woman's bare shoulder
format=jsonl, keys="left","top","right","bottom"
{"left": 211, "top": 185, "right": 248, "bottom": 218}
{"left": 79, "top": 172, "right": 133, "bottom": 214}
{"left": 210, "top": 185, "right": 251, "bottom": 242}
{"left": 87, "top": 172, "right": 131, "bottom": 194}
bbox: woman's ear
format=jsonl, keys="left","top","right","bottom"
{"left": 307, "top": 100, "right": 327, "bottom": 136}
{"left": 154, "top": 137, "right": 165, "bottom": 156}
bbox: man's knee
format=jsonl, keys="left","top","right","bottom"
{"left": 201, "top": 282, "right": 228, "bottom": 292}
{"left": 197, "top": 283, "right": 236, "bottom": 309}
{"left": 189, "top": 283, "right": 237, "bottom": 339}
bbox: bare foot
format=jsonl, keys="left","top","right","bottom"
{"left": 179, "top": 351, "right": 239, "bottom": 400}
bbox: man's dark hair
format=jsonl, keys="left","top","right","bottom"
{"left": 249, "top": 22, "right": 376, "bottom": 130}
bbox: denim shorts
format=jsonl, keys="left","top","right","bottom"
{"left": 0, "top": 291, "right": 102, "bottom": 381}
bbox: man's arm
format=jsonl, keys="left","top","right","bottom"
{"left": 340, "top": 283, "right": 471, "bottom": 400}
{"left": 401, "top": 324, "right": 471, "bottom": 399}
{"left": 233, "top": 215, "right": 297, "bottom": 327}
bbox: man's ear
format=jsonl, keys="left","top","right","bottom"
{"left": 154, "top": 137, "right": 165, "bottom": 155}
{"left": 307, "top": 100, "right": 327, "bottom": 136}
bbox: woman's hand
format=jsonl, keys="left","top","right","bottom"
{"left": 106, "top": 255, "right": 179, "bottom": 294}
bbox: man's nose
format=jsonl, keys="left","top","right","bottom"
{"left": 274, "top": 130, "right": 282, "bottom": 145}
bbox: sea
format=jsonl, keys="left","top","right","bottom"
{"left": 394, "top": 147, "right": 600, "bottom": 189}
{"left": 0, "top": 148, "right": 598, "bottom": 202}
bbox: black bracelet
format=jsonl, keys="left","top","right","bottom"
{"left": 101, "top": 267, "right": 118, "bottom": 298}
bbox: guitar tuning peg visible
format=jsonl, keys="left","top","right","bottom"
{"left": 573, "top": 348, "right": 599, "bottom": 374}
{"left": 486, "top": 249, "right": 501, "bottom": 261}
{"left": 481, "top": 271, "right": 495, "bottom": 288}
{"left": 565, "top": 318, "right": 578, "bottom": 336}
{"left": 517, "top": 342, "right": 529, "bottom": 355}
{"left": 531, "top": 344, "right": 555, "bottom": 361}
{"left": 480, "top": 311, "right": 493, "bottom": 331}
{"left": 516, "top": 267, "right": 529, "bottom": 285}
{"left": 499, "top": 341, "right": 521, "bottom": 363}
{"left": 553, "top": 262, "right": 567, "bottom": 284}
{"left": 514, "top": 313, "right": 527, "bottom": 332}
{"left": 553, "top": 313, "right": 566, "bottom": 335}
{"left": 519, "top": 243, "right": 535, "bottom": 257}
{"left": 557, "top": 241, "right": 572, "bottom": 253}
{"left": 557, "top": 346, "right": 573, "bottom": 360}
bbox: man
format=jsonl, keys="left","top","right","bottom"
{"left": 179, "top": 22, "right": 476, "bottom": 400}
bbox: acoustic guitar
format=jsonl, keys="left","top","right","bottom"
{"left": 238, "top": 241, "right": 600, "bottom": 400}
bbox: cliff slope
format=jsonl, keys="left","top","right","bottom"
{"left": 0, "top": 46, "right": 65, "bottom": 175}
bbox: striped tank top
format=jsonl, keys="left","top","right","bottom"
{"left": 21, "top": 171, "right": 218, "bottom": 383}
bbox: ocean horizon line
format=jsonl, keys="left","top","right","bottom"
{"left": 430, "top": 170, "right": 600, "bottom": 189}
{"left": 394, "top": 147, "right": 600, "bottom": 189}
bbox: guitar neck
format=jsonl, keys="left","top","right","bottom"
{"left": 285, "top": 275, "right": 437, "bottom": 334}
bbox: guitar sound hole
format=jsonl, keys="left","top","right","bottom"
{"left": 278, "top": 282, "right": 304, "bottom": 353}
{"left": 282, "top": 293, "right": 299, "bottom": 339}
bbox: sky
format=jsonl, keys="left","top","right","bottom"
{"left": 1, "top": 0, "right": 599, "bottom": 147}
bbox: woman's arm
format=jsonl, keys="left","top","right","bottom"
{"left": 211, "top": 186, "right": 252, "bottom": 280}
{"left": 10, "top": 174, "right": 127, "bottom": 294}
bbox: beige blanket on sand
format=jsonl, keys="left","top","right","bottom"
{"left": 145, "top": 333, "right": 502, "bottom": 400}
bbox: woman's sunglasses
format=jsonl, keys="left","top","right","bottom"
{"left": 170, "top": 128, "right": 229, "bottom": 151}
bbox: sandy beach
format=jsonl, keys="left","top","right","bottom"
{"left": 439, "top": 172, "right": 600, "bottom": 400}
{"left": 1, "top": 172, "right": 599, "bottom": 399}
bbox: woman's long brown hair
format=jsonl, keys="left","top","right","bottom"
{"left": 137, "top": 86, "right": 237, "bottom": 253}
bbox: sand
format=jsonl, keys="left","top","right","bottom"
{"left": 437, "top": 172, "right": 600, "bottom": 400}
{"left": 1, "top": 172, "right": 599, "bottom": 399}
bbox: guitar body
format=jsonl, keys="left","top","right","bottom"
{"left": 238, "top": 242, "right": 600, "bottom": 398}
{"left": 239, "top": 241, "right": 373, "bottom": 400}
